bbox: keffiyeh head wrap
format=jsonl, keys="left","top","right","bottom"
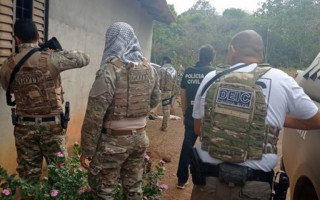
{"left": 100, "top": 22, "right": 143, "bottom": 66}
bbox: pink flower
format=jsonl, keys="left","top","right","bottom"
{"left": 78, "top": 189, "right": 85, "bottom": 195}
{"left": 145, "top": 154, "right": 150, "bottom": 160}
{"left": 74, "top": 141, "right": 79, "bottom": 145}
{"left": 2, "top": 189, "right": 10, "bottom": 196}
{"left": 56, "top": 152, "right": 64, "bottom": 157}
{"left": 159, "top": 184, "right": 168, "bottom": 189}
{"left": 58, "top": 163, "right": 63, "bottom": 168}
{"left": 50, "top": 189, "right": 59, "bottom": 197}
{"left": 87, "top": 186, "right": 92, "bottom": 192}
{"left": 160, "top": 159, "right": 166, "bottom": 164}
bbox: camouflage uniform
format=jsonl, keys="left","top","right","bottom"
{"left": 161, "top": 91, "right": 172, "bottom": 130}
{"left": 146, "top": 63, "right": 176, "bottom": 163}
{"left": 159, "top": 63, "right": 177, "bottom": 131}
{"left": 0, "top": 43, "right": 90, "bottom": 182}
{"left": 81, "top": 58, "right": 160, "bottom": 200}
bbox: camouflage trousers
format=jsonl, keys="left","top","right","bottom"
{"left": 88, "top": 130, "right": 149, "bottom": 200}
{"left": 14, "top": 120, "right": 67, "bottom": 183}
{"left": 161, "top": 104, "right": 170, "bottom": 131}
{"left": 161, "top": 91, "right": 172, "bottom": 131}
{"left": 191, "top": 177, "right": 272, "bottom": 200}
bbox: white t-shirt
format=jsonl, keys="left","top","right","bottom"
{"left": 192, "top": 63, "right": 318, "bottom": 172}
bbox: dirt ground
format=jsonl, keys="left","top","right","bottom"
{"left": 146, "top": 98, "right": 290, "bottom": 200}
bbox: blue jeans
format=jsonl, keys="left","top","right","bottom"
{"left": 176, "top": 124, "right": 198, "bottom": 183}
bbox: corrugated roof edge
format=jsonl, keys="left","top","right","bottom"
{"left": 137, "top": 0, "right": 176, "bottom": 24}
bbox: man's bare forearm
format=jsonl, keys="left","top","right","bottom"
{"left": 194, "top": 118, "right": 201, "bottom": 136}
{"left": 284, "top": 111, "right": 320, "bottom": 130}
{"left": 180, "top": 89, "right": 187, "bottom": 115}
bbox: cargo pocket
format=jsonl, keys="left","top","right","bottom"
{"left": 14, "top": 124, "right": 29, "bottom": 139}
{"left": 49, "top": 124, "right": 65, "bottom": 135}
{"left": 90, "top": 144, "right": 127, "bottom": 176}
{"left": 241, "top": 181, "right": 271, "bottom": 200}
{"left": 137, "top": 133, "right": 149, "bottom": 148}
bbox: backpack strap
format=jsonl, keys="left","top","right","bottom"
{"left": 200, "top": 63, "right": 250, "bottom": 96}
{"left": 6, "top": 48, "right": 41, "bottom": 106}
{"left": 255, "top": 64, "right": 272, "bottom": 77}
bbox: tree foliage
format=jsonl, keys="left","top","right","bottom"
{"left": 151, "top": 0, "right": 320, "bottom": 69}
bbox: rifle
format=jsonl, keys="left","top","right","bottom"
{"left": 39, "top": 37, "right": 62, "bottom": 51}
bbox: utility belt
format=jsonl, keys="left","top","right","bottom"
{"left": 18, "top": 115, "right": 59, "bottom": 123}
{"left": 190, "top": 148, "right": 274, "bottom": 187}
{"left": 102, "top": 127, "right": 146, "bottom": 136}
{"left": 11, "top": 101, "right": 70, "bottom": 129}
{"left": 202, "top": 162, "right": 274, "bottom": 186}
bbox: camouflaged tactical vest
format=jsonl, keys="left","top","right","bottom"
{"left": 201, "top": 64, "right": 280, "bottom": 163}
{"left": 159, "top": 64, "right": 176, "bottom": 92}
{"left": 106, "top": 58, "right": 154, "bottom": 120}
{"left": 8, "top": 51, "right": 63, "bottom": 115}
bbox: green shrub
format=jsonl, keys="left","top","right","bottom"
{"left": 0, "top": 142, "right": 92, "bottom": 200}
{"left": 0, "top": 145, "right": 167, "bottom": 200}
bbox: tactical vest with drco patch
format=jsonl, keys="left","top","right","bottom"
{"left": 8, "top": 51, "right": 64, "bottom": 115}
{"left": 201, "top": 64, "right": 280, "bottom": 163}
{"left": 106, "top": 58, "right": 154, "bottom": 120}
{"left": 159, "top": 64, "right": 176, "bottom": 92}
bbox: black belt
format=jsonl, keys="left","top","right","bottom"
{"left": 247, "top": 168, "right": 274, "bottom": 183}
{"left": 203, "top": 163, "right": 274, "bottom": 183}
{"left": 22, "top": 116, "right": 56, "bottom": 122}
{"left": 203, "top": 163, "right": 219, "bottom": 177}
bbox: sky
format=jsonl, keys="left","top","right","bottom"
{"left": 166, "top": 0, "right": 266, "bottom": 15}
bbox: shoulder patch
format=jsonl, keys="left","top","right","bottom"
{"left": 216, "top": 87, "right": 253, "bottom": 109}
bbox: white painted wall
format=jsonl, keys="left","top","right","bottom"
{"left": 0, "top": 0, "right": 155, "bottom": 173}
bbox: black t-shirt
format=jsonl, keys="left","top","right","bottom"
{"left": 180, "top": 62, "right": 215, "bottom": 126}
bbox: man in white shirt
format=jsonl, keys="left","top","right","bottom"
{"left": 191, "top": 30, "right": 320, "bottom": 200}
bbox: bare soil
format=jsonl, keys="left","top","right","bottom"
{"left": 146, "top": 98, "right": 290, "bottom": 200}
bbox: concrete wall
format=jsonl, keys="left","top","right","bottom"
{"left": 0, "top": 0, "right": 154, "bottom": 173}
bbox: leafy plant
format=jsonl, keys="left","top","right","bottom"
{"left": 0, "top": 142, "right": 92, "bottom": 200}
{"left": 114, "top": 155, "right": 168, "bottom": 200}
{"left": 0, "top": 148, "right": 167, "bottom": 200}
{"left": 142, "top": 158, "right": 167, "bottom": 200}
